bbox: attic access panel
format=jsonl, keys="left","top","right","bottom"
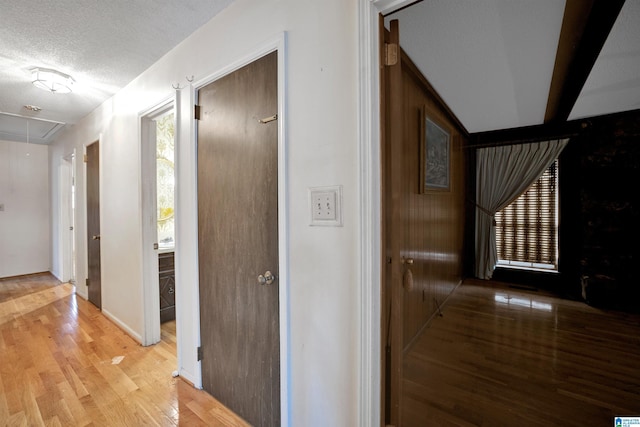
{"left": 0, "top": 112, "right": 65, "bottom": 144}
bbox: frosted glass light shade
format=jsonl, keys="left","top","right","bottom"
{"left": 31, "top": 68, "right": 74, "bottom": 94}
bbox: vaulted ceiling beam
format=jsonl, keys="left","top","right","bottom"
{"left": 544, "top": 0, "right": 626, "bottom": 123}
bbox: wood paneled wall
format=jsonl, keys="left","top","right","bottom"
{"left": 381, "top": 23, "right": 468, "bottom": 424}
{"left": 396, "top": 53, "right": 468, "bottom": 347}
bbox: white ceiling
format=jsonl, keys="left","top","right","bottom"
{"left": 387, "top": 0, "right": 640, "bottom": 133}
{"left": 569, "top": 0, "right": 640, "bottom": 120}
{"left": 0, "top": 0, "right": 233, "bottom": 144}
{"left": 1, "top": 1, "right": 638, "bottom": 143}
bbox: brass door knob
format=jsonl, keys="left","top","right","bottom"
{"left": 258, "top": 271, "right": 276, "bottom": 285}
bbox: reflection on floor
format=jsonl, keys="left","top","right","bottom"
{"left": 0, "top": 273, "right": 249, "bottom": 426}
{"left": 403, "top": 278, "right": 640, "bottom": 426}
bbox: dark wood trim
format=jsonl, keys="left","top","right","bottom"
{"left": 469, "top": 108, "right": 640, "bottom": 148}
{"left": 468, "top": 120, "right": 586, "bottom": 148}
{"left": 545, "top": 0, "right": 626, "bottom": 123}
{"left": 544, "top": 0, "right": 595, "bottom": 123}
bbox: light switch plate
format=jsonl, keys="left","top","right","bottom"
{"left": 309, "top": 185, "right": 343, "bottom": 226}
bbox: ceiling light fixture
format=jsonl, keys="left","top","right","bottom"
{"left": 31, "top": 67, "right": 74, "bottom": 94}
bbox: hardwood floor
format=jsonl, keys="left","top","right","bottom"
{"left": 402, "top": 278, "right": 640, "bottom": 426}
{"left": 6, "top": 273, "right": 639, "bottom": 426}
{"left": 0, "top": 273, "right": 249, "bottom": 426}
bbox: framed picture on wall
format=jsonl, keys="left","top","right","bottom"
{"left": 420, "top": 109, "right": 451, "bottom": 192}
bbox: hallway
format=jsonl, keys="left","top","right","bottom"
{"left": 402, "top": 279, "right": 640, "bottom": 426}
{"left": 0, "top": 273, "right": 248, "bottom": 426}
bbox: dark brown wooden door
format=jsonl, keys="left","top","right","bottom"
{"left": 86, "top": 141, "right": 102, "bottom": 308}
{"left": 197, "top": 51, "right": 279, "bottom": 426}
{"left": 159, "top": 252, "right": 175, "bottom": 323}
{"left": 382, "top": 19, "right": 405, "bottom": 426}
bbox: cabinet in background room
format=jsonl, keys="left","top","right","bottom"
{"left": 159, "top": 251, "right": 176, "bottom": 322}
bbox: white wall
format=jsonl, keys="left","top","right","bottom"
{"left": 0, "top": 140, "right": 51, "bottom": 278}
{"left": 49, "top": 0, "right": 361, "bottom": 425}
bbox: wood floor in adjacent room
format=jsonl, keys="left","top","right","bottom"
{"left": 402, "top": 279, "right": 640, "bottom": 427}
{"left": 0, "top": 273, "right": 248, "bottom": 426}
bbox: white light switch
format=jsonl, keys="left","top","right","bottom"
{"left": 313, "top": 191, "right": 336, "bottom": 220}
{"left": 309, "top": 186, "right": 342, "bottom": 226}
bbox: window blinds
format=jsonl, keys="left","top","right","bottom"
{"left": 495, "top": 160, "right": 558, "bottom": 269}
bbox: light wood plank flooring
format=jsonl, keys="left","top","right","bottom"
{"left": 0, "top": 273, "right": 249, "bottom": 426}
{"left": 402, "top": 278, "right": 640, "bottom": 426}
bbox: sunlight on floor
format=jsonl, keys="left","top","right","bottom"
{"left": 0, "top": 282, "right": 74, "bottom": 324}
{"left": 494, "top": 293, "right": 554, "bottom": 311}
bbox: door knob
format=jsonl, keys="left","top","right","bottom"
{"left": 402, "top": 257, "right": 414, "bottom": 264}
{"left": 92, "top": 235, "right": 101, "bottom": 240}
{"left": 257, "top": 271, "right": 276, "bottom": 285}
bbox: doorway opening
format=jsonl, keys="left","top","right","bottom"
{"left": 141, "top": 101, "right": 177, "bottom": 363}
{"left": 59, "top": 151, "right": 76, "bottom": 286}
{"left": 359, "top": 1, "right": 469, "bottom": 425}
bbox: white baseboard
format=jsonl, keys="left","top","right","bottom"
{"left": 102, "top": 308, "right": 143, "bottom": 344}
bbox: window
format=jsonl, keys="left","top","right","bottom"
{"left": 156, "top": 111, "right": 175, "bottom": 250}
{"left": 495, "top": 160, "right": 558, "bottom": 272}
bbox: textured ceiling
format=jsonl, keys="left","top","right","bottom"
{"left": 386, "top": 0, "right": 640, "bottom": 134}
{"left": 1, "top": 0, "right": 637, "bottom": 144}
{"left": 0, "top": 0, "right": 233, "bottom": 144}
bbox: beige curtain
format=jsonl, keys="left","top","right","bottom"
{"left": 475, "top": 139, "right": 569, "bottom": 279}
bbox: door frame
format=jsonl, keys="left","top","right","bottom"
{"left": 140, "top": 98, "right": 176, "bottom": 347}
{"left": 357, "top": 1, "right": 416, "bottom": 426}
{"left": 190, "top": 33, "right": 290, "bottom": 425}
{"left": 58, "top": 151, "right": 76, "bottom": 284}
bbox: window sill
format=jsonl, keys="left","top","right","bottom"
{"left": 496, "top": 262, "right": 558, "bottom": 274}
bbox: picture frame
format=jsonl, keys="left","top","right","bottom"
{"left": 420, "top": 110, "right": 451, "bottom": 192}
